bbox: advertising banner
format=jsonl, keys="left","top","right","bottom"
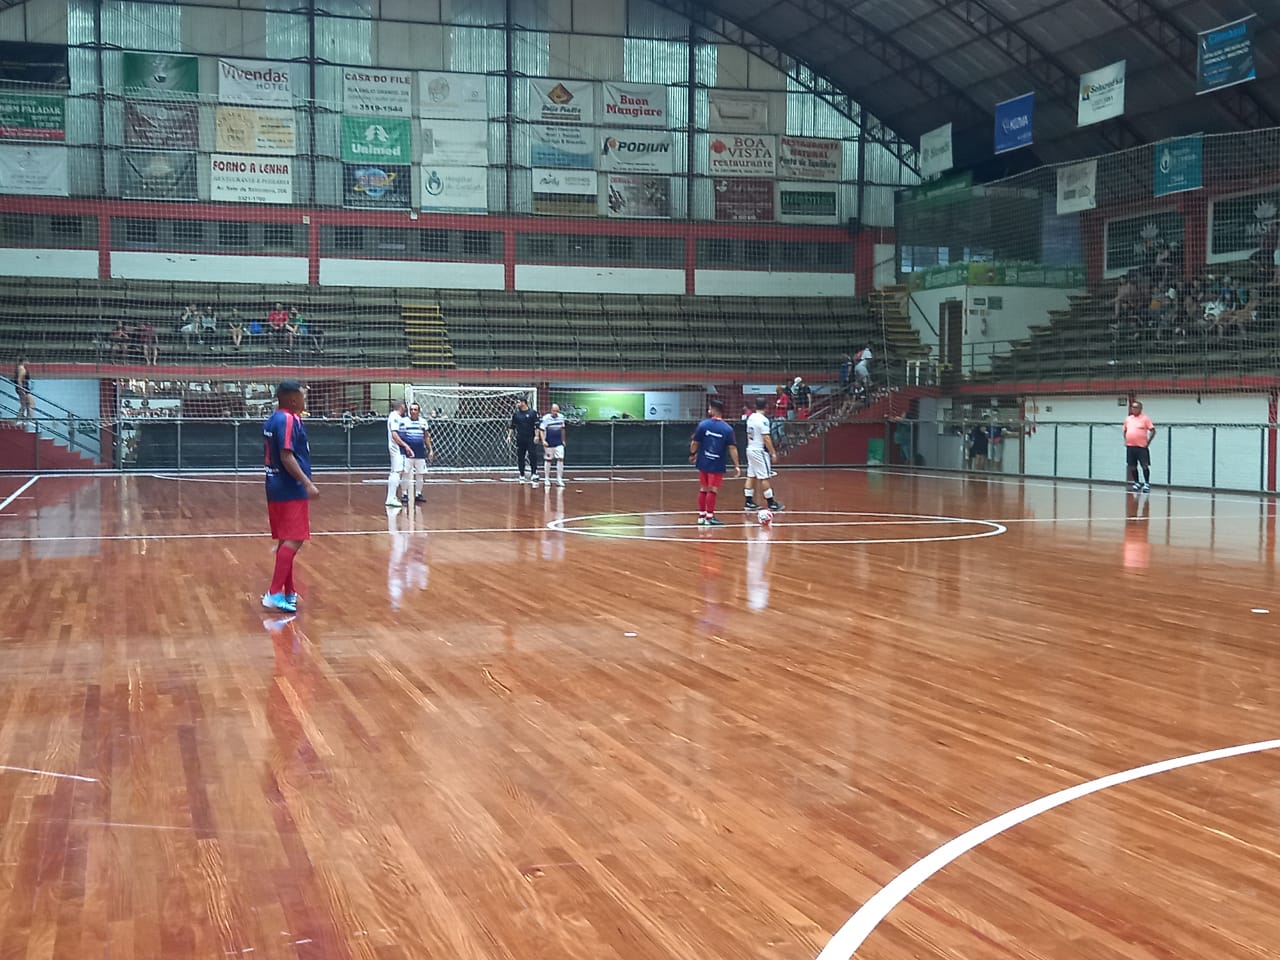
{"left": 342, "top": 68, "right": 412, "bottom": 117}
{"left": 605, "top": 174, "right": 670, "bottom": 218}
{"left": 122, "top": 150, "right": 196, "bottom": 200}
{"left": 777, "top": 182, "right": 838, "bottom": 223}
{"left": 1154, "top": 135, "right": 1203, "bottom": 198}
{"left": 0, "top": 94, "right": 63, "bottom": 141}
{"left": 777, "top": 135, "right": 840, "bottom": 181}
{"left": 919, "top": 123, "right": 952, "bottom": 178}
{"left": 599, "top": 130, "right": 673, "bottom": 174}
{"left": 1055, "top": 159, "right": 1097, "bottom": 214}
{"left": 994, "top": 92, "right": 1034, "bottom": 154}
{"left": 1077, "top": 60, "right": 1126, "bottom": 127}
{"left": 0, "top": 42, "right": 68, "bottom": 86}
{"left": 418, "top": 72, "right": 488, "bottom": 119}
{"left": 600, "top": 82, "right": 666, "bottom": 127}
{"left": 1198, "top": 16, "right": 1256, "bottom": 93}
{"left": 527, "top": 78, "right": 594, "bottom": 124}
{"left": 215, "top": 106, "right": 296, "bottom": 156}
{"left": 123, "top": 52, "right": 198, "bottom": 96}
{"left": 421, "top": 166, "right": 488, "bottom": 214}
{"left": 420, "top": 119, "right": 488, "bottom": 166}
{"left": 218, "top": 58, "right": 294, "bottom": 106}
{"left": 210, "top": 154, "right": 293, "bottom": 204}
{"left": 531, "top": 168, "right": 597, "bottom": 195}
{"left": 124, "top": 100, "right": 197, "bottom": 149}
{"left": 529, "top": 124, "right": 594, "bottom": 169}
{"left": 0, "top": 143, "right": 66, "bottom": 196}
{"left": 343, "top": 163, "right": 410, "bottom": 209}
{"left": 548, "top": 391, "right": 645, "bottom": 420}
{"left": 708, "top": 133, "right": 776, "bottom": 177}
{"left": 708, "top": 91, "right": 769, "bottom": 132}
{"left": 713, "top": 177, "right": 773, "bottom": 222}
{"left": 341, "top": 115, "right": 412, "bottom": 164}
{"left": 1208, "top": 188, "right": 1279, "bottom": 261}
{"left": 1104, "top": 210, "right": 1183, "bottom": 275}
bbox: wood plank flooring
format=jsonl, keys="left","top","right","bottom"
{"left": 0, "top": 468, "right": 1276, "bottom": 960}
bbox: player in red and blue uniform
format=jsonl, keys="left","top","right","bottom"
{"left": 262, "top": 381, "right": 319, "bottom": 613}
{"left": 690, "top": 397, "right": 741, "bottom": 526}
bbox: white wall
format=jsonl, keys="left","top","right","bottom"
{"left": 695, "top": 271, "right": 855, "bottom": 297}
{"left": 516, "top": 265, "right": 685, "bottom": 295}
{"left": 24, "top": 377, "right": 102, "bottom": 460}
{"left": 320, "top": 258, "right": 504, "bottom": 289}
{"left": 112, "top": 252, "right": 309, "bottom": 285}
{"left": 872, "top": 243, "right": 896, "bottom": 289}
{"left": 0, "top": 250, "right": 98, "bottom": 280}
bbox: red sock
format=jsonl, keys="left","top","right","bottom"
{"left": 284, "top": 567, "right": 296, "bottom": 596}
{"left": 270, "top": 544, "right": 297, "bottom": 595}
{"left": 705, "top": 489, "right": 718, "bottom": 516}
{"left": 697, "top": 490, "right": 707, "bottom": 513}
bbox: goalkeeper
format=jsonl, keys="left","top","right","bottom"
{"left": 508, "top": 397, "right": 541, "bottom": 483}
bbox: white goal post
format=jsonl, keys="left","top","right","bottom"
{"left": 404, "top": 384, "right": 537, "bottom": 471}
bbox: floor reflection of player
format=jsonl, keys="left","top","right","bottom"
{"left": 1123, "top": 490, "right": 1151, "bottom": 571}
{"left": 696, "top": 538, "right": 730, "bottom": 633}
{"left": 264, "top": 615, "right": 325, "bottom": 778}
{"left": 387, "top": 505, "right": 430, "bottom": 611}
{"left": 541, "top": 484, "right": 565, "bottom": 561}
{"left": 745, "top": 525, "right": 773, "bottom": 611}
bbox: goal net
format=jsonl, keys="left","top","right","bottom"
{"left": 405, "top": 385, "right": 536, "bottom": 471}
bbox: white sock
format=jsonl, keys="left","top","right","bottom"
{"left": 763, "top": 486, "right": 773, "bottom": 501}
{"left": 387, "top": 472, "right": 400, "bottom": 499}
{"left": 415, "top": 473, "right": 424, "bottom": 496}
{"left": 556, "top": 460, "right": 564, "bottom": 482}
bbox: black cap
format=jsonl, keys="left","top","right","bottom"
{"left": 276, "top": 380, "right": 304, "bottom": 397}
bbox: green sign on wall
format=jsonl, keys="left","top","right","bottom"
{"left": 122, "top": 52, "right": 200, "bottom": 95}
{"left": 549, "top": 391, "right": 645, "bottom": 421}
{"left": 0, "top": 94, "right": 64, "bottom": 141}
{"left": 341, "top": 116, "right": 412, "bottom": 163}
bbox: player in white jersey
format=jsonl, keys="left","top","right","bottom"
{"left": 385, "top": 400, "right": 413, "bottom": 506}
{"left": 743, "top": 396, "right": 785, "bottom": 512}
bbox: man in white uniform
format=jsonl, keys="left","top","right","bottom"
{"left": 537, "top": 403, "right": 568, "bottom": 488}
{"left": 385, "top": 400, "right": 413, "bottom": 506}
{"left": 743, "top": 396, "right": 785, "bottom": 513}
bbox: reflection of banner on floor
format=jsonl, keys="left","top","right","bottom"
{"left": 343, "top": 163, "right": 411, "bottom": 209}
{"left": 124, "top": 100, "right": 197, "bottom": 149}
{"left": 529, "top": 124, "right": 594, "bottom": 169}
{"left": 122, "top": 150, "right": 196, "bottom": 200}
{"left": 421, "top": 119, "right": 488, "bottom": 166}
{"left": 418, "top": 72, "right": 488, "bottom": 119}
{"left": 123, "top": 52, "right": 198, "bottom": 96}
{"left": 215, "top": 106, "right": 296, "bottom": 156}
{"left": 342, "top": 68, "right": 412, "bottom": 116}
{"left": 1198, "top": 16, "right": 1256, "bottom": 94}
{"left": 605, "top": 174, "right": 669, "bottom": 218}
{"left": 599, "top": 130, "right": 673, "bottom": 174}
{"left": 210, "top": 154, "right": 293, "bottom": 203}
{"left": 421, "top": 166, "right": 488, "bottom": 214}
{"left": 1055, "top": 159, "right": 1097, "bottom": 214}
{"left": 0, "top": 143, "right": 67, "bottom": 196}
{"left": 713, "top": 177, "right": 773, "bottom": 221}
{"left": 0, "top": 94, "right": 64, "bottom": 141}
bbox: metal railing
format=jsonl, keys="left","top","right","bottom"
{"left": 0, "top": 379, "right": 100, "bottom": 462}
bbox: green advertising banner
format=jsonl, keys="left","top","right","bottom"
{"left": 549, "top": 391, "right": 645, "bottom": 421}
{"left": 0, "top": 94, "right": 64, "bottom": 141}
{"left": 907, "top": 262, "right": 1087, "bottom": 291}
{"left": 341, "top": 115, "right": 412, "bottom": 163}
{"left": 122, "top": 52, "right": 199, "bottom": 96}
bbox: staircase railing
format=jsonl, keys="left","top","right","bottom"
{"left": 0, "top": 378, "right": 99, "bottom": 462}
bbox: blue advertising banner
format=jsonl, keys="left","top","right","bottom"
{"left": 994, "top": 92, "right": 1034, "bottom": 154}
{"left": 1198, "top": 16, "right": 1256, "bottom": 94}
{"left": 1153, "top": 135, "right": 1203, "bottom": 197}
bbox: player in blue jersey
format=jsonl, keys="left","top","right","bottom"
{"left": 690, "top": 397, "right": 741, "bottom": 526}
{"left": 262, "top": 381, "right": 319, "bottom": 613}
{"left": 537, "top": 403, "right": 568, "bottom": 488}
{"left": 398, "top": 402, "right": 435, "bottom": 503}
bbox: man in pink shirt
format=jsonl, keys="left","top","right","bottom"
{"left": 1123, "top": 400, "right": 1156, "bottom": 492}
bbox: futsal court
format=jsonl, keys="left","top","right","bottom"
{"left": 0, "top": 465, "right": 1274, "bottom": 960}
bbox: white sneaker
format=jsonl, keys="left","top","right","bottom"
{"left": 518, "top": 476, "right": 527, "bottom": 483}
{"left": 556, "top": 480, "right": 565, "bottom": 488}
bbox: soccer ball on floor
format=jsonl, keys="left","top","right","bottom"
{"left": 757, "top": 508, "right": 774, "bottom": 526}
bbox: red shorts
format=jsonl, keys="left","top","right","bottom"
{"left": 267, "top": 499, "right": 311, "bottom": 541}
{"left": 698, "top": 470, "right": 725, "bottom": 489}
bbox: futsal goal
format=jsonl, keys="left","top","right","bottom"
{"left": 404, "top": 384, "right": 536, "bottom": 470}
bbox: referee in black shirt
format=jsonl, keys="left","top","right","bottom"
{"left": 508, "top": 397, "right": 541, "bottom": 483}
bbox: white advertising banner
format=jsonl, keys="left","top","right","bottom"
{"left": 599, "top": 130, "right": 674, "bottom": 174}
{"left": 421, "top": 166, "right": 488, "bottom": 214}
{"left": 1078, "top": 60, "right": 1126, "bottom": 127}
{"left": 0, "top": 143, "right": 67, "bottom": 196}
{"left": 342, "top": 68, "right": 413, "bottom": 117}
{"left": 708, "top": 133, "right": 776, "bottom": 177}
{"left": 418, "top": 72, "right": 488, "bottom": 119}
{"left": 210, "top": 154, "right": 293, "bottom": 203}
{"left": 529, "top": 124, "right": 595, "bottom": 169}
{"left": 600, "top": 82, "right": 667, "bottom": 127}
{"left": 777, "top": 136, "right": 841, "bottom": 181}
{"left": 919, "top": 123, "right": 953, "bottom": 178}
{"left": 218, "top": 58, "right": 294, "bottom": 106}
{"left": 1056, "top": 159, "right": 1097, "bottom": 214}
{"left": 532, "top": 167, "right": 598, "bottom": 195}
{"left": 527, "top": 78, "right": 594, "bottom": 124}
{"left": 214, "top": 106, "right": 296, "bottom": 156}
{"left": 420, "top": 119, "right": 489, "bottom": 167}
{"left": 708, "top": 91, "right": 769, "bottom": 132}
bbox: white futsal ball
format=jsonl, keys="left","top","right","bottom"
{"left": 757, "top": 508, "right": 774, "bottom": 526}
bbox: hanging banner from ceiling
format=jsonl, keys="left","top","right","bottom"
{"left": 529, "top": 124, "right": 595, "bottom": 169}
{"left": 218, "top": 58, "right": 294, "bottom": 106}
{"left": 1077, "top": 60, "right": 1126, "bottom": 127}
{"left": 713, "top": 177, "right": 773, "bottom": 221}
{"left": 993, "top": 92, "right": 1034, "bottom": 154}
{"left": 123, "top": 52, "right": 198, "bottom": 96}
{"left": 421, "top": 166, "right": 488, "bottom": 214}
{"left": 777, "top": 136, "right": 841, "bottom": 181}
{"left": 604, "top": 174, "right": 670, "bottom": 218}
{"left": 124, "top": 100, "right": 197, "bottom": 149}
{"left": 527, "top": 78, "right": 594, "bottom": 124}
{"left": 1198, "top": 16, "right": 1256, "bottom": 94}
{"left": 215, "top": 106, "right": 296, "bottom": 156}
{"left": 0, "top": 94, "right": 64, "bottom": 141}
{"left": 599, "top": 130, "right": 673, "bottom": 174}
{"left": 708, "top": 91, "right": 769, "bottom": 133}
{"left": 418, "top": 72, "right": 488, "bottom": 119}
{"left": 919, "top": 123, "right": 952, "bottom": 178}
{"left": 0, "top": 143, "right": 67, "bottom": 196}
{"left": 1055, "top": 159, "right": 1097, "bottom": 214}
{"left": 210, "top": 154, "right": 293, "bottom": 203}
{"left": 708, "top": 133, "right": 776, "bottom": 177}
{"left": 342, "top": 68, "right": 412, "bottom": 117}
{"left": 600, "top": 82, "right": 666, "bottom": 127}
{"left": 421, "top": 118, "right": 489, "bottom": 167}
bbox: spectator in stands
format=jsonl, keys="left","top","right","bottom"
{"left": 284, "top": 308, "right": 303, "bottom": 353}
{"left": 108, "top": 320, "right": 130, "bottom": 362}
{"left": 179, "top": 305, "right": 203, "bottom": 347}
{"left": 854, "top": 344, "right": 873, "bottom": 390}
{"left": 773, "top": 384, "right": 790, "bottom": 421}
{"left": 267, "top": 302, "right": 289, "bottom": 347}
{"left": 14, "top": 357, "right": 33, "bottom": 421}
{"left": 1112, "top": 273, "right": 1146, "bottom": 329}
{"left": 792, "top": 377, "right": 811, "bottom": 420}
{"left": 305, "top": 315, "right": 324, "bottom": 354}
{"left": 227, "top": 309, "right": 244, "bottom": 352}
{"left": 135, "top": 322, "right": 159, "bottom": 366}
{"left": 202, "top": 305, "right": 218, "bottom": 338}
{"left": 839, "top": 353, "right": 853, "bottom": 395}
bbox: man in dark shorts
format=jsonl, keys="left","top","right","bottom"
{"left": 690, "top": 397, "right": 741, "bottom": 526}
{"left": 508, "top": 396, "right": 540, "bottom": 483}
{"left": 262, "top": 381, "right": 319, "bottom": 613}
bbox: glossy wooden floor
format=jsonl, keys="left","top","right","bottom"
{"left": 0, "top": 467, "right": 1277, "bottom": 960}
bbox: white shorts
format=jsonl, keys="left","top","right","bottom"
{"left": 389, "top": 448, "right": 406, "bottom": 473}
{"left": 544, "top": 445, "right": 565, "bottom": 461}
{"left": 746, "top": 448, "right": 773, "bottom": 479}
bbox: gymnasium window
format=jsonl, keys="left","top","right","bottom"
{"left": 172, "top": 219, "right": 205, "bottom": 247}
{"left": 217, "top": 222, "right": 250, "bottom": 248}
{"left": 333, "top": 226, "right": 364, "bottom": 251}
{"left": 645, "top": 236, "right": 680, "bottom": 265}
{"left": 126, "top": 218, "right": 158, "bottom": 246}
{"left": 461, "top": 231, "right": 496, "bottom": 258}
{"left": 263, "top": 224, "right": 296, "bottom": 249}
{"left": 1, "top": 214, "right": 35, "bottom": 245}
{"left": 50, "top": 216, "right": 85, "bottom": 244}
{"left": 420, "top": 230, "right": 449, "bottom": 255}
{"left": 518, "top": 234, "right": 558, "bottom": 260}
{"left": 606, "top": 236, "right": 634, "bottom": 262}
{"left": 374, "top": 228, "right": 410, "bottom": 253}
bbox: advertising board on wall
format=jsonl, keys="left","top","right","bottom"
{"left": 605, "top": 174, "right": 670, "bottom": 219}
{"left": 527, "top": 78, "right": 594, "bottom": 124}
{"left": 419, "top": 72, "right": 488, "bottom": 119}
{"left": 600, "top": 82, "right": 666, "bottom": 127}
{"left": 776, "top": 182, "right": 838, "bottom": 223}
{"left": 210, "top": 154, "right": 293, "bottom": 203}
{"left": 529, "top": 124, "right": 594, "bottom": 169}
{"left": 713, "top": 177, "right": 773, "bottom": 221}
{"left": 421, "top": 167, "right": 488, "bottom": 214}
{"left": 218, "top": 58, "right": 294, "bottom": 106}
{"left": 777, "top": 136, "right": 840, "bottom": 181}
{"left": 420, "top": 119, "right": 488, "bottom": 167}
{"left": 708, "top": 91, "right": 769, "bottom": 132}
{"left": 0, "top": 143, "right": 67, "bottom": 196}
{"left": 0, "top": 94, "right": 64, "bottom": 141}
{"left": 123, "top": 52, "right": 198, "bottom": 96}
{"left": 341, "top": 116, "right": 412, "bottom": 164}
{"left": 124, "top": 100, "right": 197, "bottom": 149}
{"left": 708, "top": 134, "right": 776, "bottom": 177}
{"left": 215, "top": 106, "right": 296, "bottom": 156}
{"left": 343, "top": 164, "right": 411, "bottom": 209}
{"left": 342, "top": 68, "right": 412, "bottom": 116}
{"left": 123, "top": 150, "right": 197, "bottom": 200}
{"left": 599, "top": 130, "right": 673, "bottom": 174}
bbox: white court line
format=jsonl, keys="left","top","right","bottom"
{"left": 0, "top": 526, "right": 549, "bottom": 544}
{"left": 0, "top": 764, "right": 96, "bottom": 783}
{"left": 0, "top": 476, "right": 38, "bottom": 513}
{"left": 816, "top": 738, "right": 1280, "bottom": 960}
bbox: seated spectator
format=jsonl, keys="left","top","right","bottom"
{"left": 179, "top": 304, "right": 203, "bottom": 346}
{"left": 201, "top": 305, "right": 218, "bottom": 336}
{"left": 267, "top": 302, "right": 289, "bottom": 346}
{"left": 305, "top": 315, "right": 324, "bottom": 354}
{"left": 1112, "top": 273, "right": 1146, "bottom": 327}
{"left": 227, "top": 309, "right": 244, "bottom": 351}
{"left": 285, "top": 308, "right": 303, "bottom": 352}
{"left": 108, "top": 320, "right": 130, "bottom": 362}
